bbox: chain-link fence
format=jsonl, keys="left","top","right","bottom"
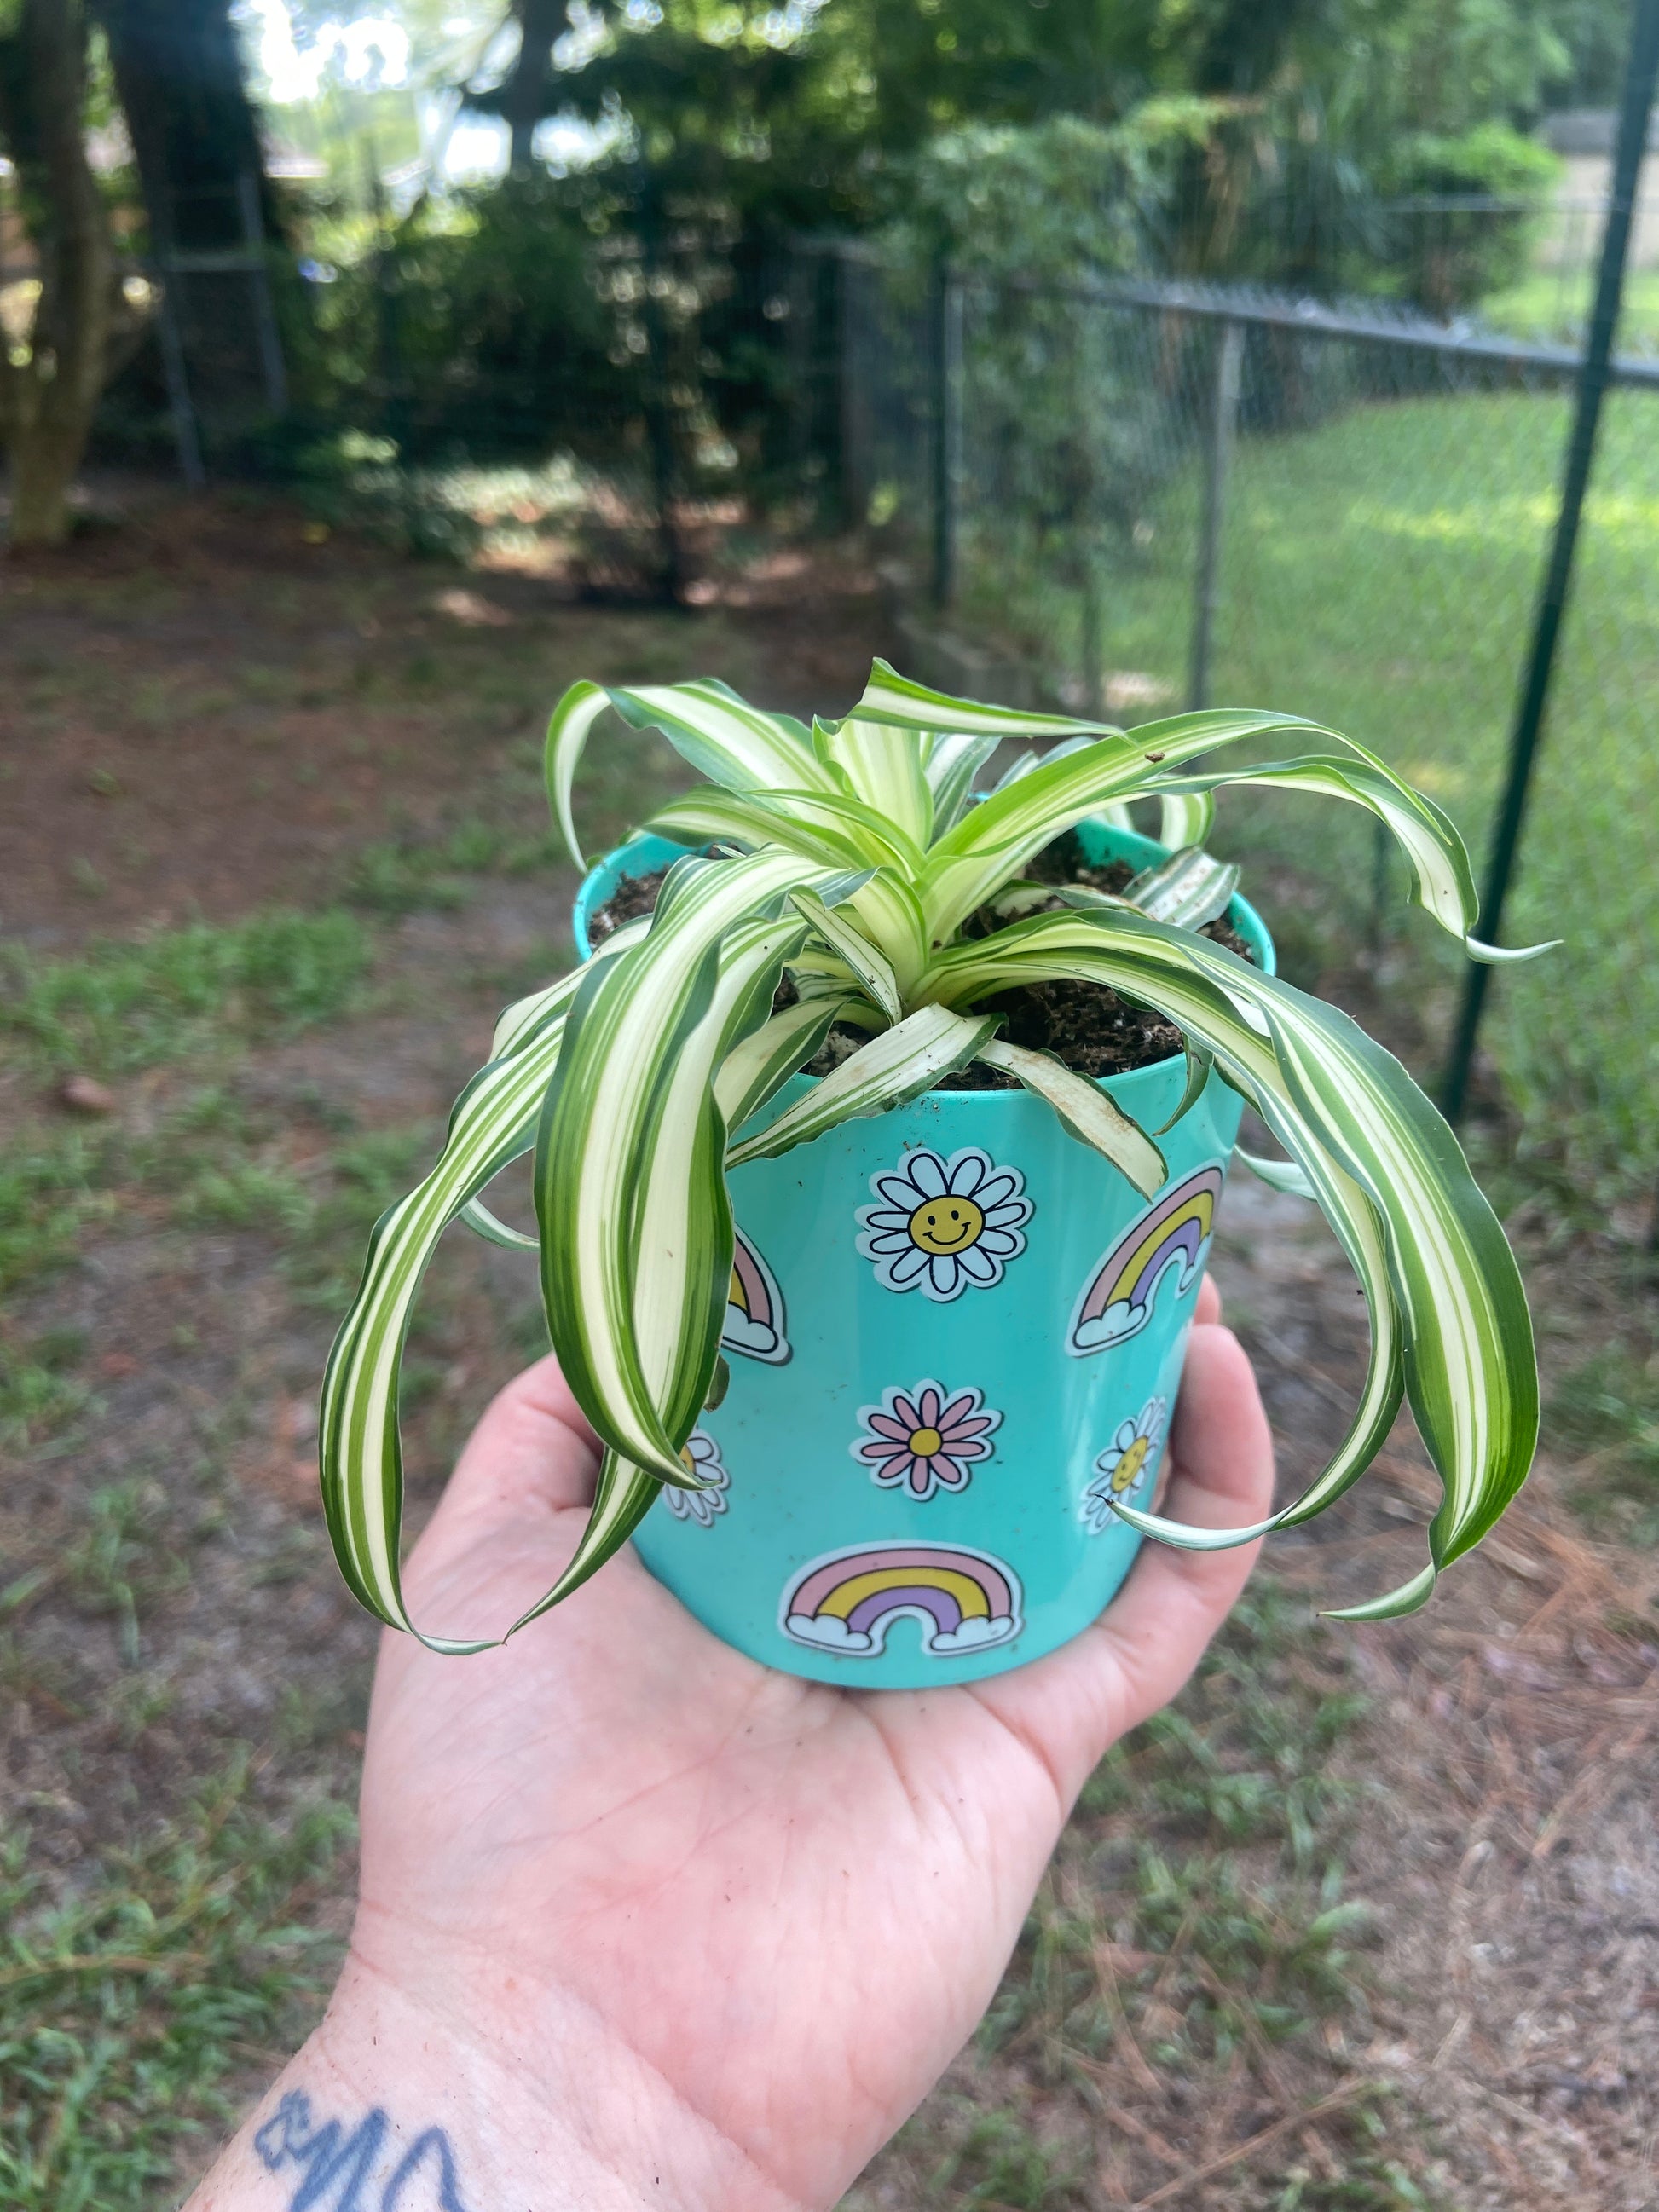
{"left": 801, "top": 240, "right": 1659, "bottom": 1198}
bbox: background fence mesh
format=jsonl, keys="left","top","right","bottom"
{"left": 803, "top": 242, "right": 1659, "bottom": 1199}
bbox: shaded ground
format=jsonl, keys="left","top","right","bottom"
{"left": 3, "top": 489, "right": 1657, "bottom": 2209}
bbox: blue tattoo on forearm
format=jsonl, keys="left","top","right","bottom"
{"left": 253, "top": 2089, "right": 472, "bottom": 2211}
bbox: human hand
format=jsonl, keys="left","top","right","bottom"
{"left": 188, "top": 1277, "right": 1271, "bottom": 2212}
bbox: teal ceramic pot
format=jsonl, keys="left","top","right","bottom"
{"left": 572, "top": 825, "right": 1274, "bottom": 1689}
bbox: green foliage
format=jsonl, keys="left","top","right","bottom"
{"left": 0, "top": 1759, "right": 350, "bottom": 2211}
{"left": 880, "top": 107, "right": 1215, "bottom": 283}
{"left": 1, "top": 911, "right": 370, "bottom": 1077}
{"left": 1370, "top": 124, "right": 1563, "bottom": 314}
{"left": 332, "top": 177, "right": 620, "bottom": 458}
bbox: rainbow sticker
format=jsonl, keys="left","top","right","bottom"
{"left": 782, "top": 1541, "right": 1022, "bottom": 1658}
{"left": 721, "top": 1227, "right": 789, "bottom": 1364}
{"left": 1067, "top": 1163, "right": 1224, "bottom": 1357}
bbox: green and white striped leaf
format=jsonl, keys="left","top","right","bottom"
{"left": 932, "top": 905, "right": 1537, "bottom": 1613}
{"left": 536, "top": 853, "right": 824, "bottom": 1483}
{"left": 856, "top": 657, "right": 1124, "bottom": 742}
{"left": 501, "top": 1447, "right": 667, "bottom": 1636}
{"left": 319, "top": 1016, "right": 573, "bottom": 1650}
{"left": 1125, "top": 848, "right": 1240, "bottom": 930}
{"left": 726, "top": 1004, "right": 1000, "bottom": 1168}
{"left": 845, "top": 869, "right": 929, "bottom": 1001}
{"left": 790, "top": 888, "right": 901, "bottom": 1024}
{"left": 1159, "top": 790, "right": 1215, "bottom": 850}
{"left": 647, "top": 786, "right": 923, "bottom": 875}
{"left": 1465, "top": 934, "right": 1561, "bottom": 964}
{"left": 919, "top": 709, "right": 1326, "bottom": 940}
{"left": 925, "top": 732, "right": 1001, "bottom": 834}
{"left": 1153, "top": 1041, "right": 1217, "bottom": 1136}
{"left": 812, "top": 717, "right": 934, "bottom": 846}
{"left": 459, "top": 1196, "right": 538, "bottom": 1250}
{"left": 714, "top": 994, "right": 853, "bottom": 1133}
{"left": 1234, "top": 1146, "right": 1317, "bottom": 1198}
{"left": 975, "top": 1037, "right": 1165, "bottom": 1196}
{"left": 546, "top": 676, "right": 836, "bottom": 866}
{"left": 1148, "top": 750, "right": 1478, "bottom": 943}
{"left": 991, "top": 749, "right": 1041, "bottom": 791}
{"left": 491, "top": 920, "right": 656, "bottom": 1060}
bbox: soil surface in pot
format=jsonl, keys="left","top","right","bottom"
{"left": 587, "top": 829, "right": 1256, "bottom": 1085}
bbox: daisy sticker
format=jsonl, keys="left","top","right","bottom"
{"left": 1082, "top": 1395, "right": 1167, "bottom": 1533}
{"left": 665, "top": 1429, "right": 729, "bottom": 1527}
{"left": 853, "top": 1381, "right": 1002, "bottom": 1501}
{"left": 856, "top": 1147, "right": 1032, "bottom": 1302}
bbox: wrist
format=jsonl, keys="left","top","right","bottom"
{"left": 185, "top": 1949, "right": 810, "bottom": 2212}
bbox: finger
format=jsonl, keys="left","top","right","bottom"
{"left": 971, "top": 1322, "right": 1273, "bottom": 1807}
{"left": 1195, "top": 1271, "right": 1222, "bottom": 1325}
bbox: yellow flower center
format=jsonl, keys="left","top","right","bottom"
{"left": 908, "top": 1425, "right": 944, "bottom": 1457}
{"left": 1111, "top": 1436, "right": 1151, "bottom": 1493}
{"left": 679, "top": 1445, "right": 698, "bottom": 1476}
{"left": 908, "top": 1196, "right": 985, "bottom": 1256}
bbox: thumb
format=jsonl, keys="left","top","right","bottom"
{"left": 418, "top": 1353, "right": 603, "bottom": 1551}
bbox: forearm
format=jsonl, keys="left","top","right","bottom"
{"left": 183, "top": 1956, "right": 808, "bottom": 2212}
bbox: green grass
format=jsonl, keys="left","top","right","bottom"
{"left": 986, "top": 1591, "right": 1373, "bottom": 2071}
{"left": 1480, "top": 266, "right": 1659, "bottom": 354}
{"left": 1547, "top": 1346, "right": 1659, "bottom": 1543}
{"left": 960, "top": 386, "right": 1659, "bottom": 1184}
{"left": 0, "top": 1758, "right": 350, "bottom": 2212}
{"left": 0, "top": 1133, "right": 118, "bottom": 1297}
{"left": 0, "top": 1330, "right": 97, "bottom": 1452}
{"left": 343, "top": 817, "right": 568, "bottom": 913}
{"left": 848, "top": 1591, "right": 1407, "bottom": 2209}
{"left": 1, "top": 911, "right": 371, "bottom": 1079}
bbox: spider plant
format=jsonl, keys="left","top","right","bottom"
{"left": 321, "top": 661, "right": 1544, "bottom": 1650}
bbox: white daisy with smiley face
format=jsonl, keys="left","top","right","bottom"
{"left": 856, "top": 1146, "right": 1032, "bottom": 1303}
{"left": 1081, "top": 1395, "right": 1167, "bottom": 1533}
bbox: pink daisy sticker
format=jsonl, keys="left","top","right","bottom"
{"left": 852, "top": 1380, "right": 1003, "bottom": 1502}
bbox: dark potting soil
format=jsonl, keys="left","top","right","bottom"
{"left": 585, "top": 829, "right": 1257, "bottom": 1087}
{"left": 586, "top": 863, "right": 670, "bottom": 945}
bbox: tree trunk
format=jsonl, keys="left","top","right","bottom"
{"left": 95, "top": 0, "right": 273, "bottom": 251}
{"left": 500, "top": 0, "right": 571, "bottom": 176}
{"left": 6, "top": 419, "right": 93, "bottom": 546}
{"left": 0, "top": 0, "right": 115, "bottom": 551}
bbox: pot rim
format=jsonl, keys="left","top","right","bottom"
{"left": 571, "top": 822, "right": 1276, "bottom": 1101}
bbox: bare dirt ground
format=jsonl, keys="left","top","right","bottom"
{"left": 3, "top": 488, "right": 1656, "bottom": 2209}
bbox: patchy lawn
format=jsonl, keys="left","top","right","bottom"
{"left": 3, "top": 489, "right": 1656, "bottom": 2210}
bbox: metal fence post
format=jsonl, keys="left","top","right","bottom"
{"left": 237, "top": 170, "right": 288, "bottom": 417}
{"left": 932, "top": 264, "right": 964, "bottom": 612}
{"left": 1442, "top": 0, "right": 1659, "bottom": 1124}
{"left": 832, "top": 247, "right": 866, "bottom": 532}
{"left": 1188, "top": 317, "right": 1241, "bottom": 709}
{"left": 153, "top": 279, "right": 205, "bottom": 491}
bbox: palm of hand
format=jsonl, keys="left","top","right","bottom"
{"left": 350, "top": 1312, "right": 1267, "bottom": 2210}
